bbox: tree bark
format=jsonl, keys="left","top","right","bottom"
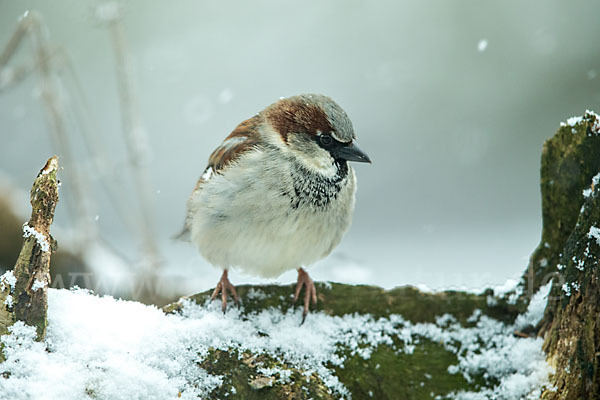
{"left": 538, "top": 114, "right": 600, "bottom": 399}
{"left": 520, "top": 112, "right": 600, "bottom": 315}
{"left": 512, "top": 112, "right": 600, "bottom": 399}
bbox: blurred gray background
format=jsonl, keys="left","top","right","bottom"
{"left": 1, "top": 0, "right": 599, "bottom": 300}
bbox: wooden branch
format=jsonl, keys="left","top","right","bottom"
{"left": 0, "top": 156, "right": 59, "bottom": 343}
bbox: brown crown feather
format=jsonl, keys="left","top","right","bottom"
{"left": 264, "top": 98, "right": 333, "bottom": 142}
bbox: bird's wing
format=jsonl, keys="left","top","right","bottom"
{"left": 195, "top": 115, "right": 261, "bottom": 189}
{"left": 175, "top": 116, "right": 261, "bottom": 241}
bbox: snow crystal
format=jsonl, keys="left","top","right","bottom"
{"left": 574, "top": 257, "right": 586, "bottom": 271}
{"left": 588, "top": 226, "right": 600, "bottom": 246}
{"left": 256, "top": 367, "right": 292, "bottom": 384}
{"left": 31, "top": 279, "right": 46, "bottom": 292}
{"left": 94, "top": 2, "right": 121, "bottom": 22}
{"left": 4, "top": 294, "right": 13, "bottom": 308}
{"left": 1, "top": 270, "right": 16, "bottom": 292}
{"left": 218, "top": 88, "right": 234, "bottom": 104}
{"left": 492, "top": 278, "right": 519, "bottom": 298}
{"left": 22, "top": 223, "right": 50, "bottom": 252}
{"left": 561, "top": 115, "right": 583, "bottom": 127}
{"left": 486, "top": 295, "right": 497, "bottom": 307}
{"left": 245, "top": 287, "right": 268, "bottom": 301}
{"left": 583, "top": 173, "right": 600, "bottom": 198}
{"left": 0, "top": 288, "right": 552, "bottom": 399}
{"left": 560, "top": 110, "right": 600, "bottom": 134}
{"left": 477, "top": 39, "right": 488, "bottom": 52}
{"left": 571, "top": 281, "right": 580, "bottom": 293}
{"left": 319, "top": 281, "right": 332, "bottom": 290}
{"left": 514, "top": 283, "right": 551, "bottom": 330}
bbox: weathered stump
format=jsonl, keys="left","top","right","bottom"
{"left": 0, "top": 156, "right": 59, "bottom": 343}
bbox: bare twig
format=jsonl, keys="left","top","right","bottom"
{"left": 101, "top": 4, "right": 162, "bottom": 299}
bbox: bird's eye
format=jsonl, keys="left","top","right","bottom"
{"left": 319, "top": 135, "right": 333, "bottom": 146}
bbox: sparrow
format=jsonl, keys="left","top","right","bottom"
{"left": 181, "top": 94, "right": 370, "bottom": 322}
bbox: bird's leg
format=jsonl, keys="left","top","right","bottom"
{"left": 292, "top": 267, "right": 317, "bottom": 324}
{"left": 210, "top": 269, "right": 239, "bottom": 313}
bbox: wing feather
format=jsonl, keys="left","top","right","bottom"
{"left": 194, "top": 115, "right": 261, "bottom": 190}
{"left": 176, "top": 116, "right": 262, "bottom": 241}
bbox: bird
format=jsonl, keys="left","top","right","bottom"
{"left": 181, "top": 94, "right": 370, "bottom": 322}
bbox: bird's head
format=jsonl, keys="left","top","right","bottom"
{"left": 262, "top": 94, "right": 371, "bottom": 176}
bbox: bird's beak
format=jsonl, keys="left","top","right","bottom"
{"left": 335, "top": 141, "right": 372, "bottom": 164}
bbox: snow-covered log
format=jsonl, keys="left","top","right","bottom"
{"left": 0, "top": 156, "right": 59, "bottom": 345}
{"left": 0, "top": 282, "right": 551, "bottom": 399}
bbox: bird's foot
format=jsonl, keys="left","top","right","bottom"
{"left": 211, "top": 269, "right": 239, "bottom": 313}
{"left": 292, "top": 268, "right": 317, "bottom": 325}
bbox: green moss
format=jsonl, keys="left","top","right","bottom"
{"left": 522, "top": 115, "right": 600, "bottom": 302}
{"left": 165, "top": 283, "right": 519, "bottom": 326}
{"left": 334, "top": 339, "right": 474, "bottom": 400}
{"left": 539, "top": 113, "right": 600, "bottom": 399}
{"left": 162, "top": 282, "right": 524, "bottom": 399}
{"left": 190, "top": 339, "right": 478, "bottom": 400}
{"left": 196, "top": 349, "right": 334, "bottom": 399}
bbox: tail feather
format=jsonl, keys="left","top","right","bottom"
{"left": 172, "top": 222, "right": 191, "bottom": 242}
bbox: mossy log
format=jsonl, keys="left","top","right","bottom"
{"left": 540, "top": 170, "right": 600, "bottom": 399}
{"left": 507, "top": 112, "right": 600, "bottom": 399}
{"left": 538, "top": 115, "right": 600, "bottom": 399}
{"left": 520, "top": 112, "right": 600, "bottom": 312}
{"left": 0, "top": 156, "right": 59, "bottom": 342}
{"left": 164, "top": 283, "right": 521, "bottom": 399}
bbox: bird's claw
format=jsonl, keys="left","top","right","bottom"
{"left": 211, "top": 270, "right": 239, "bottom": 313}
{"left": 293, "top": 268, "right": 317, "bottom": 325}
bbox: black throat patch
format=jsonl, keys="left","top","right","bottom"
{"left": 288, "top": 160, "right": 349, "bottom": 209}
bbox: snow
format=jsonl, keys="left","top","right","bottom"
{"left": 477, "top": 39, "right": 488, "bottom": 52}
{"left": 562, "top": 115, "right": 583, "bottom": 127}
{"left": 583, "top": 172, "right": 600, "bottom": 198}
{"left": 94, "top": 2, "right": 121, "bottom": 22}
{"left": 561, "top": 283, "right": 571, "bottom": 297}
{"left": 560, "top": 109, "right": 600, "bottom": 134}
{"left": 587, "top": 226, "right": 600, "bottom": 246}
{"left": 31, "top": 279, "right": 46, "bottom": 292}
{"left": 0, "top": 270, "right": 16, "bottom": 292}
{"left": 218, "top": 88, "right": 234, "bottom": 104}
{"left": 514, "top": 282, "right": 551, "bottom": 330}
{"left": 0, "top": 287, "right": 553, "bottom": 399}
{"left": 22, "top": 223, "right": 50, "bottom": 253}
{"left": 245, "top": 287, "right": 268, "bottom": 301}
